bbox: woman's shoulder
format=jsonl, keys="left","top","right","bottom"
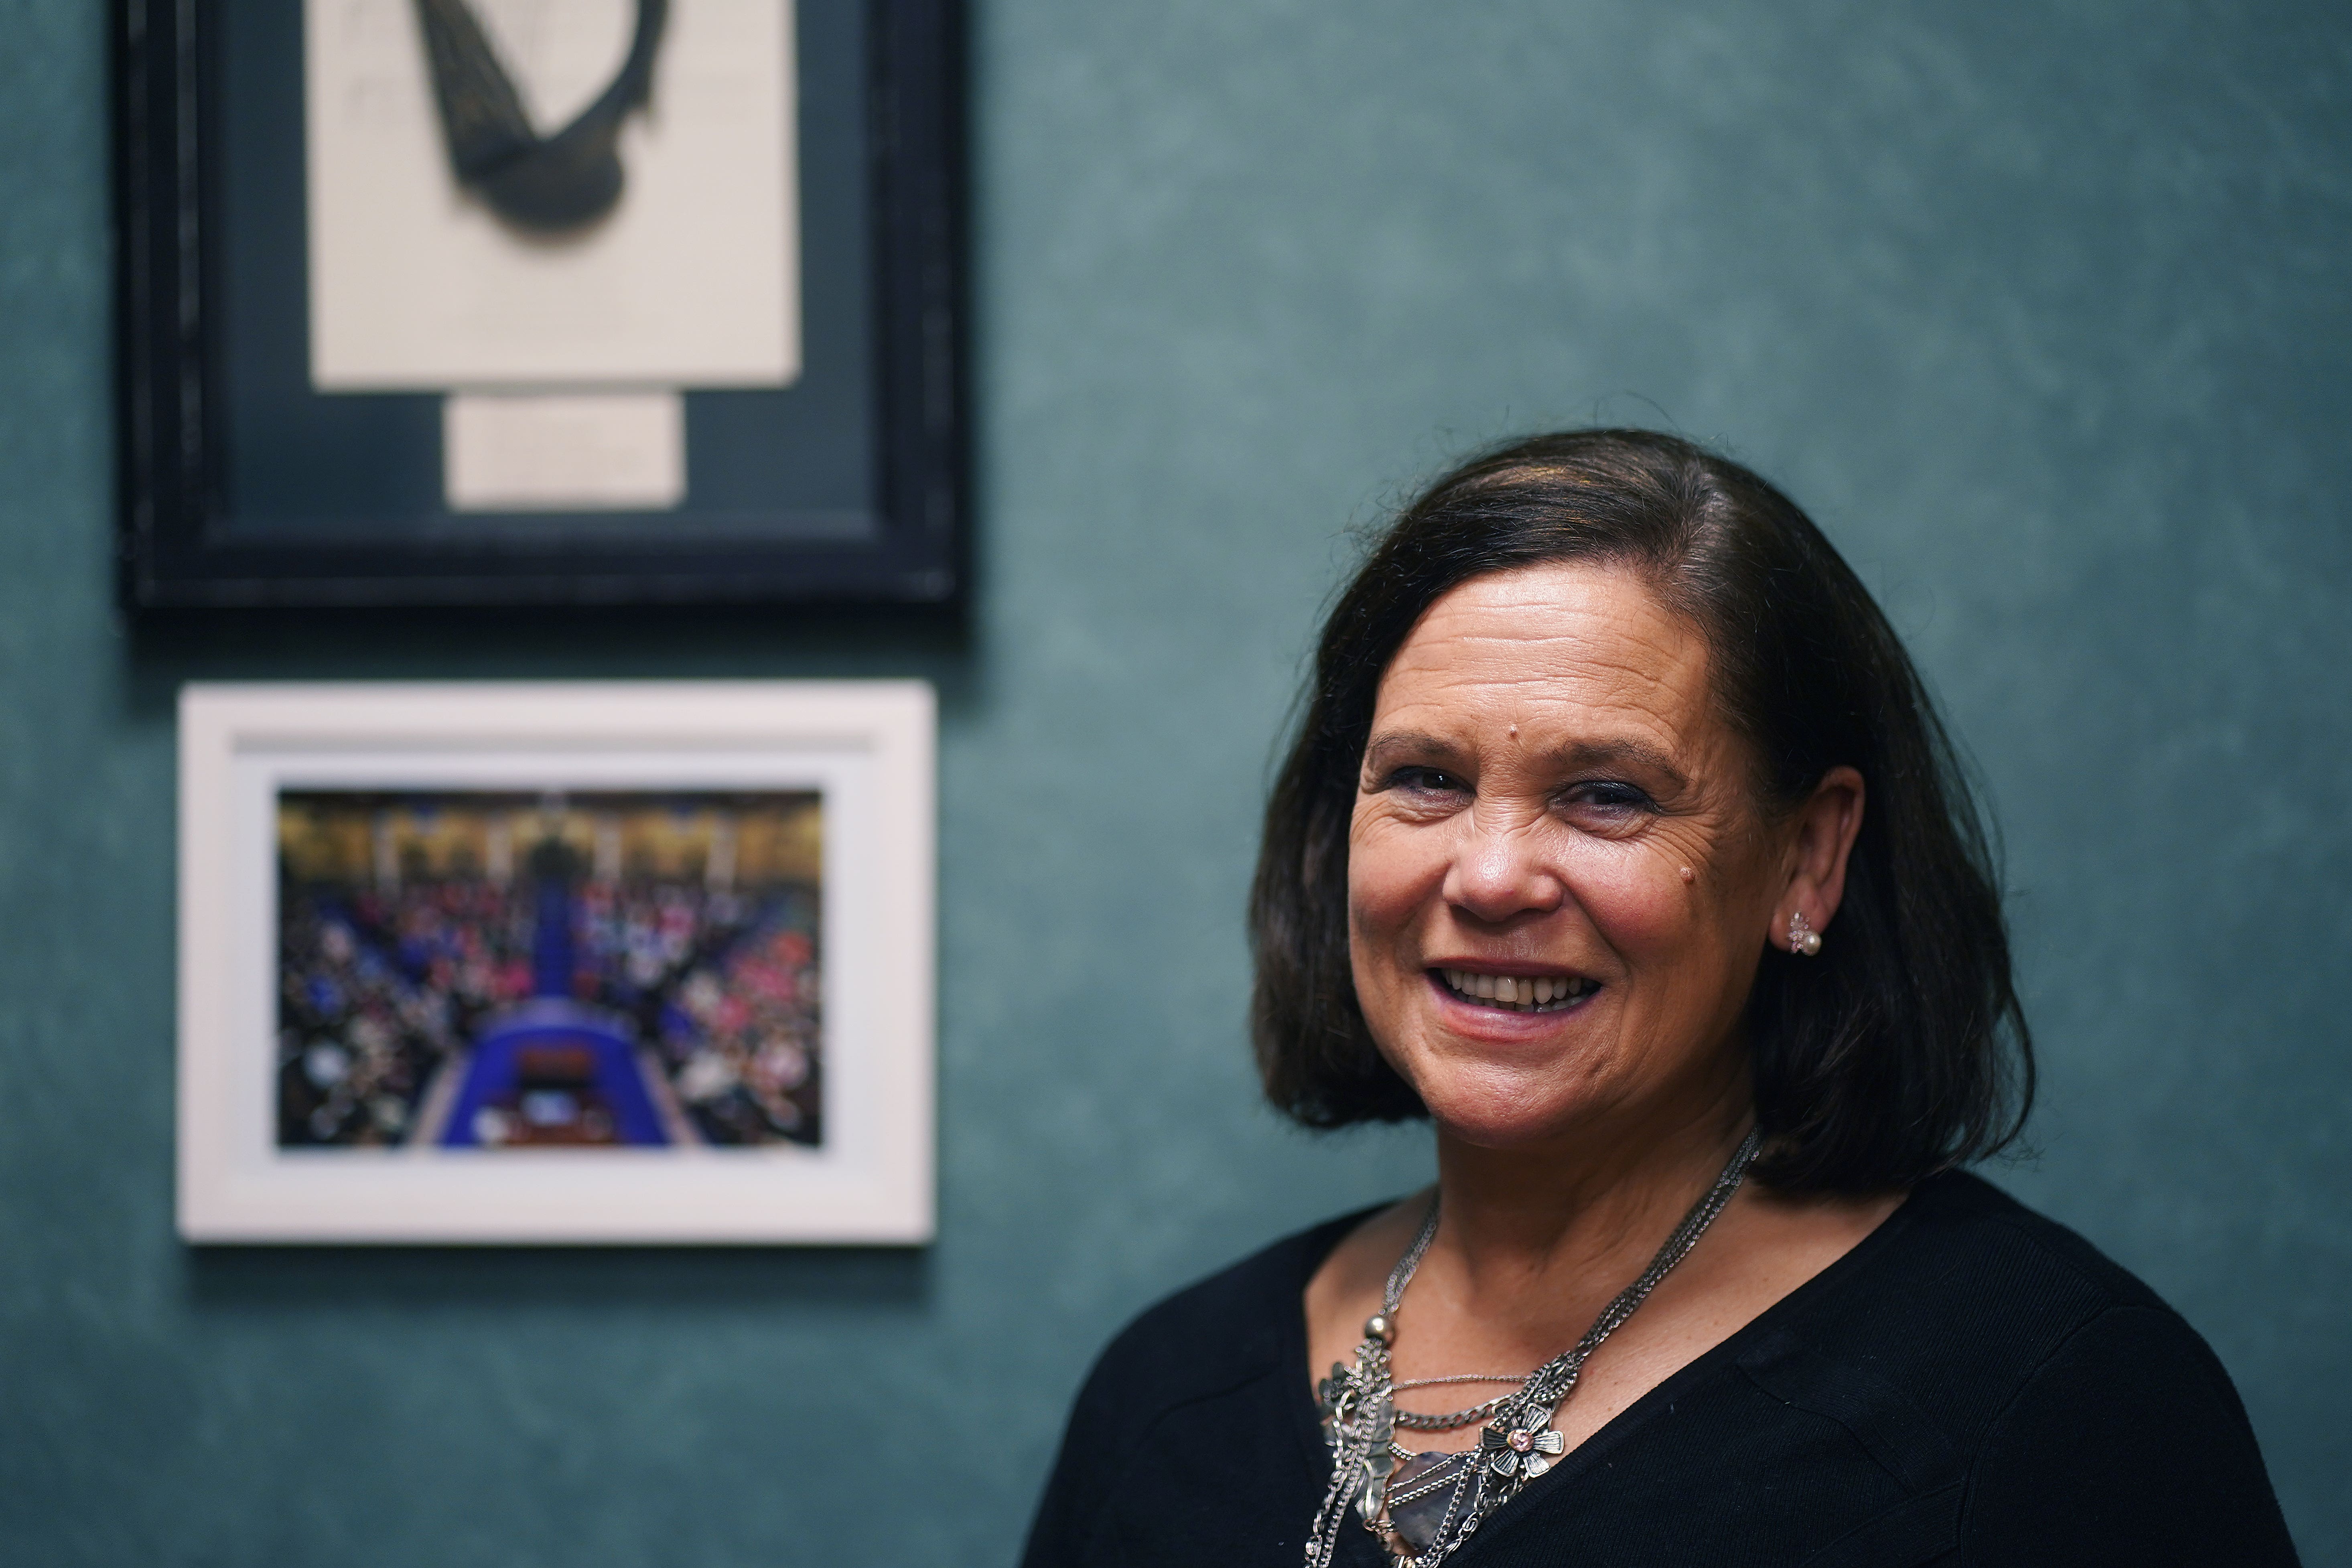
{"left": 1020, "top": 1207, "right": 1381, "bottom": 1568}
{"left": 1748, "top": 1168, "right": 2295, "bottom": 1560}
{"left": 1078, "top": 1205, "right": 1378, "bottom": 1411}
{"left": 1779, "top": 1168, "right": 2218, "bottom": 1403}
{"left": 1842, "top": 1167, "right": 2183, "bottom": 1337}
{"left": 1836, "top": 1170, "right": 2298, "bottom": 1557}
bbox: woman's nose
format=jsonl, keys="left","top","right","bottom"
{"left": 1441, "top": 811, "right": 1565, "bottom": 924}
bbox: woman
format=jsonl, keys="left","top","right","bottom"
{"left": 1021, "top": 431, "right": 2297, "bottom": 1567}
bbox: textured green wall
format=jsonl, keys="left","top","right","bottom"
{"left": 4, "top": 0, "right": 2348, "bottom": 1562}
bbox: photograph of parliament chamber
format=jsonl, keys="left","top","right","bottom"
{"left": 176, "top": 680, "right": 936, "bottom": 1242}
{"left": 114, "top": 0, "right": 965, "bottom": 607}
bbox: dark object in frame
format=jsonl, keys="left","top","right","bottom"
{"left": 115, "top": 0, "right": 966, "bottom": 611}
{"left": 412, "top": 0, "right": 668, "bottom": 231}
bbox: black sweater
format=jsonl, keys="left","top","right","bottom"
{"left": 1021, "top": 1171, "right": 2298, "bottom": 1567}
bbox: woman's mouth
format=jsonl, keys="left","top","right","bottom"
{"left": 1434, "top": 968, "right": 1598, "bottom": 1014}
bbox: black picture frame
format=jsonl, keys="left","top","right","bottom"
{"left": 114, "top": 0, "right": 965, "bottom": 610}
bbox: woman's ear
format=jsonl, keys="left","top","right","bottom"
{"left": 1772, "top": 766, "right": 1865, "bottom": 952}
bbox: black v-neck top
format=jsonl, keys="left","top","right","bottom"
{"left": 1020, "top": 1172, "right": 2298, "bottom": 1567}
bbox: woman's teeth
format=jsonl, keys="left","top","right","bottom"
{"left": 1438, "top": 969, "right": 1595, "bottom": 1012}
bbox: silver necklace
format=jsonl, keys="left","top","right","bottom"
{"left": 1307, "top": 1128, "right": 1762, "bottom": 1568}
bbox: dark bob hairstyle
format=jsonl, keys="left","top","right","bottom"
{"left": 1248, "top": 429, "right": 2032, "bottom": 1193}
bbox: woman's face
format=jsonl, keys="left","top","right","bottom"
{"left": 1347, "top": 561, "right": 1805, "bottom": 1151}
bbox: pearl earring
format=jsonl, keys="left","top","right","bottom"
{"left": 1788, "top": 910, "right": 1822, "bottom": 957}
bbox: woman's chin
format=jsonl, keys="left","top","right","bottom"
{"left": 1403, "top": 1062, "right": 1607, "bottom": 1151}
{"left": 1379, "top": 1004, "right": 1622, "bottom": 1148}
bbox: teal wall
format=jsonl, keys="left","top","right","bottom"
{"left": 4, "top": 0, "right": 2348, "bottom": 1562}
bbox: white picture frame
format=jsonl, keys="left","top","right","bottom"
{"left": 177, "top": 681, "right": 934, "bottom": 1244}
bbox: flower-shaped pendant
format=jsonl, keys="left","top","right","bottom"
{"left": 1480, "top": 1410, "right": 1567, "bottom": 1480}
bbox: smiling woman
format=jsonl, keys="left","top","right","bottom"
{"left": 1341, "top": 562, "right": 1863, "bottom": 1165}
{"left": 1021, "top": 432, "right": 2300, "bottom": 1568}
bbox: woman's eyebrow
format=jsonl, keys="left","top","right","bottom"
{"left": 1548, "top": 737, "right": 1689, "bottom": 792}
{"left": 1360, "top": 730, "right": 1464, "bottom": 775}
{"left": 1360, "top": 731, "right": 1689, "bottom": 793}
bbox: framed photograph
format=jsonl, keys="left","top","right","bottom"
{"left": 177, "top": 681, "right": 935, "bottom": 1243}
{"left": 116, "top": 0, "right": 964, "bottom": 608}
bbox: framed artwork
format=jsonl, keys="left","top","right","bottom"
{"left": 177, "top": 681, "right": 935, "bottom": 1243}
{"left": 116, "top": 0, "right": 964, "bottom": 608}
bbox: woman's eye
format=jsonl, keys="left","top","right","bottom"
{"left": 1560, "top": 781, "right": 1655, "bottom": 821}
{"left": 1387, "top": 767, "right": 1467, "bottom": 797}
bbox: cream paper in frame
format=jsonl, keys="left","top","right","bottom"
{"left": 305, "top": 0, "right": 800, "bottom": 389}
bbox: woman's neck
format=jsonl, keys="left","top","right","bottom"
{"left": 1303, "top": 1069, "right": 1905, "bottom": 1462}
{"left": 1426, "top": 1081, "right": 1755, "bottom": 1317}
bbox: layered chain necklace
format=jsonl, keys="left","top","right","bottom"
{"left": 1307, "top": 1128, "right": 1762, "bottom": 1568}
